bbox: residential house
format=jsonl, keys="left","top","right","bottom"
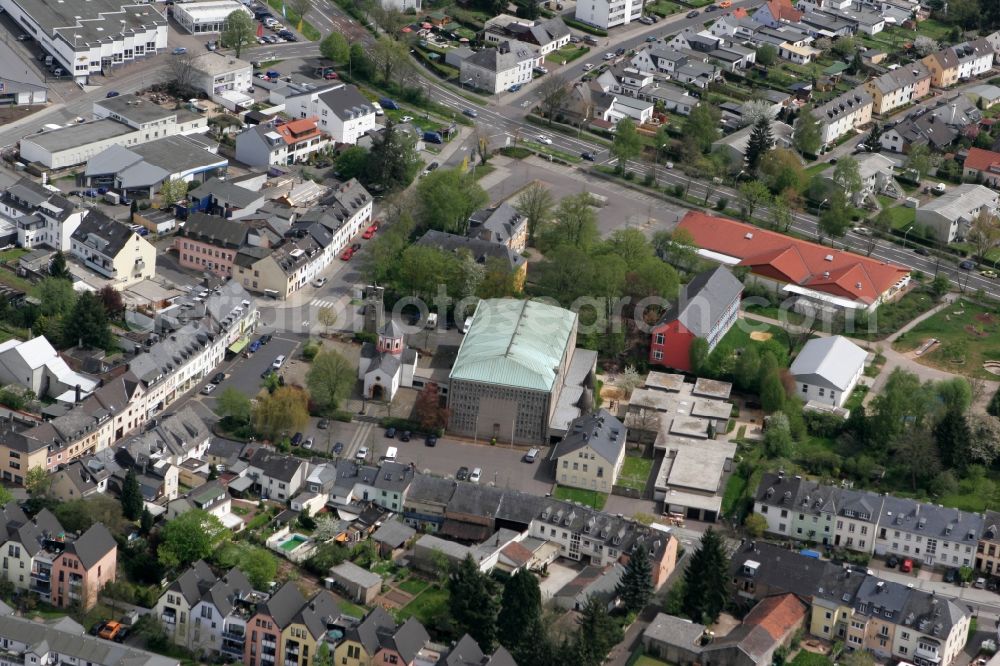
{"left": 881, "top": 112, "right": 959, "bottom": 154}
{"left": 963, "top": 147, "right": 1000, "bottom": 187}
{"left": 552, "top": 409, "right": 627, "bottom": 493}
{"left": 779, "top": 41, "right": 823, "bottom": 64}
{"left": 963, "top": 84, "right": 1000, "bottom": 108}
{"left": 187, "top": 569, "right": 258, "bottom": 657}
{"left": 236, "top": 118, "right": 330, "bottom": 167}
{"left": 1, "top": 178, "right": 85, "bottom": 251}
{"left": 326, "top": 562, "right": 382, "bottom": 605}
{"left": 637, "top": 83, "right": 698, "bottom": 115}
{"left": 233, "top": 233, "right": 328, "bottom": 299}
{"left": 292, "top": 178, "right": 373, "bottom": 258}
{"left": 875, "top": 496, "right": 983, "bottom": 568}
{"left": 814, "top": 90, "right": 874, "bottom": 146}
{"left": 574, "top": 0, "right": 643, "bottom": 29}
{"left": 667, "top": 28, "right": 722, "bottom": 54}
{"left": 482, "top": 15, "right": 571, "bottom": 56}
{"left": 460, "top": 42, "right": 538, "bottom": 94}
{"left": 190, "top": 51, "right": 253, "bottom": 103}
{"left": 648, "top": 266, "right": 743, "bottom": 372}
{"left": 712, "top": 121, "right": 794, "bottom": 166}
{"left": 167, "top": 481, "right": 242, "bottom": 531}
{"left": 976, "top": 510, "right": 1000, "bottom": 575}
{"left": 677, "top": 211, "right": 910, "bottom": 312}
{"left": 864, "top": 63, "right": 932, "bottom": 115}
{"left": 278, "top": 588, "right": 342, "bottom": 666}
{"left": 922, "top": 38, "right": 995, "bottom": 88}
{"left": 554, "top": 564, "right": 624, "bottom": 611}
{"left": 0, "top": 336, "right": 97, "bottom": 402}
{"left": 187, "top": 178, "right": 266, "bottom": 220}
{"left": 821, "top": 152, "right": 899, "bottom": 206}
{"left": 630, "top": 47, "right": 689, "bottom": 75}
{"left": 415, "top": 230, "right": 527, "bottom": 291}
{"left": 48, "top": 459, "right": 110, "bottom": 502}
{"left": 0, "top": 612, "right": 181, "bottom": 666}
{"left": 467, "top": 202, "right": 528, "bottom": 252}
{"left": 50, "top": 523, "right": 117, "bottom": 609}
{"left": 248, "top": 449, "right": 309, "bottom": 501}
{"left": 798, "top": 9, "right": 856, "bottom": 37}
{"left": 283, "top": 84, "right": 377, "bottom": 145}
{"left": 606, "top": 95, "right": 655, "bottom": 123}
{"left": 155, "top": 560, "right": 218, "bottom": 648}
{"left": 914, "top": 184, "right": 999, "bottom": 242}
{"left": 173, "top": 212, "right": 247, "bottom": 278}
{"left": 69, "top": 210, "right": 156, "bottom": 286}
{"left": 371, "top": 520, "right": 416, "bottom": 560}
{"left": 334, "top": 607, "right": 396, "bottom": 666}
{"left": 753, "top": 0, "right": 804, "bottom": 27}
{"left": 789, "top": 335, "right": 867, "bottom": 409}
{"left": 83, "top": 136, "right": 227, "bottom": 200}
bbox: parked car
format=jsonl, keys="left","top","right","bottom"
{"left": 249, "top": 340, "right": 261, "bottom": 353}
{"left": 99, "top": 622, "right": 125, "bottom": 642}
{"left": 900, "top": 558, "right": 913, "bottom": 573}
{"left": 302, "top": 437, "right": 314, "bottom": 450}
{"left": 960, "top": 260, "right": 975, "bottom": 270}
{"left": 975, "top": 577, "right": 987, "bottom": 588}
{"left": 400, "top": 115, "right": 414, "bottom": 123}
{"left": 356, "top": 446, "right": 368, "bottom": 460}
{"left": 401, "top": 431, "right": 411, "bottom": 442}
{"left": 686, "top": 9, "right": 699, "bottom": 17}
{"left": 886, "top": 555, "right": 899, "bottom": 568}
{"left": 583, "top": 63, "right": 594, "bottom": 71}
{"left": 645, "top": 35, "right": 658, "bottom": 42}
{"left": 202, "top": 383, "right": 217, "bottom": 396}
{"left": 425, "top": 434, "right": 437, "bottom": 447}
{"left": 385, "top": 427, "right": 397, "bottom": 438}
{"left": 261, "top": 368, "right": 275, "bottom": 379}
{"left": 105, "top": 91, "right": 120, "bottom": 98}
{"left": 340, "top": 246, "right": 356, "bottom": 261}
{"left": 379, "top": 97, "right": 400, "bottom": 110}
{"left": 639, "top": 15, "right": 653, "bottom": 24}
{"left": 469, "top": 467, "right": 482, "bottom": 483}
{"left": 523, "top": 448, "right": 539, "bottom": 463}
{"left": 333, "top": 442, "right": 344, "bottom": 454}
{"left": 317, "top": 418, "right": 329, "bottom": 429}
{"left": 581, "top": 151, "right": 596, "bottom": 161}
{"left": 90, "top": 621, "right": 107, "bottom": 636}
{"left": 508, "top": 83, "right": 522, "bottom": 92}
{"left": 422, "top": 161, "right": 439, "bottom": 176}
{"left": 944, "top": 568, "right": 959, "bottom": 584}
{"left": 205, "top": 41, "right": 217, "bottom": 50}
{"left": 211, "top": 372, "right": 226, "bottom": 384}
{"left": 172, "top": 47, "right": 187, "bottom": 55}
{"left": 456, "top": 466, "right": 470, "bottom": 481}
{"left": 533, "top": 66, "right": 548, "bottom": 75}
{"left": 615, "top": 47, "right": 625, "bottom": 56}
{"left": 260, "top": 333, "right": 273, "bottom": 345}
{"left": 290, "top": 432, "right": 303, "bottom": 446}
{"left": 602, "top": 52, "right": 615, "bottom": 61}
{"left": 313, "top": 277, "right": 327, "bottom": 287}
{"left": 913, "top": 247, "right": 929, "bottom": 256}
{"left": 324, "top": 71, "right": 339, "bottom": 79}
{"left": 462, "top": 108, "right": 478, "bottom": 118}
{"left": 362, "top": 224, "right": 379, "bottom": 239}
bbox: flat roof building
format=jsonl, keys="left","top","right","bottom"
{"left": 0, "top": 0, "right": 167, "bottom": 84}
{"left": 172, "top": 0, "right": 252, "bottom": 34}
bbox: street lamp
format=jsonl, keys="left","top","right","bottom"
{"left": 903, "top": 224, "right": 914, "bottom": 249}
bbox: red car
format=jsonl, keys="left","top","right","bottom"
{"left": 324, "top": 72, "right": 339, "bottom": 80}
{"left": 339, "top": 247, "right": 355, "bottom": 261}
{"left": 900, "top": 558, "right": 913, "bottom": 573}
{"left": 362, "top": 224, "right": 379, "bottom": 239}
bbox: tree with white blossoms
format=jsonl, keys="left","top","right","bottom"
{"left": 967, "top": 414, "right": 1000, "bottom": 466}
{"left": 312, "top": 515, "right": 344, "bottom": 542}
{"left": 740, "top": 99, "right": 773, "bottom": 128}
{"left": 617, "top": 365, "right": 644, "bottom": 396}
{"left": 913, "top": 36, "right": 938, "bottom": 57}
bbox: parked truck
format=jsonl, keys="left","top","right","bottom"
{"left": 103, "top": 191, "right": 120, "bottom": 205}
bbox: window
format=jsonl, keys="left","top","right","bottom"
{"left": 652, "top": 351, "right": 663, "bottom": 360}
{"left": 654, "top": 333, "right": 664, "bottom": 345}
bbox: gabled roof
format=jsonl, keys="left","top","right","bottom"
{"left": 317, "top": 84, "right": 374, "bottom": 120}
{"left": 964, "top": 147, "right": 1000, "bottom": 174}
{"left": 65, "top": 522, "right": 116, "bottom": 569}
{"left": 179, "top": 212, "right": 247, "bottom": 248}
{"left": 655, "top": 266, "right": 743, "bottom": 338}
{"left": 168, "top": 559, "right": 217, "bottom": 606}
{"left": 677, "top": 212, "right": 909, "bottom": 304}
{"left": 789, "top": 335, "right": 867, "bottom": 391}
{"left": 71, "top": 210, "right": 138, "bottom": 258}
{"left": 249, "top": 449, "right": 305, "bottom": 483}
{"left": 552, "top": 409, "right": 625, "bottom": 465}
{"left": 262, "top": 581, "right": 307, "bottom": 628}
{"left": 349, "top": 607, "right": 396, "bottom": 655}
{"left": 381, "top": 616, "right": 430, "bottom": 663}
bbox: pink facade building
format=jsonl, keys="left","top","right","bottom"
{"left": 50, "top": 523, "right": 117, "bottom": 610}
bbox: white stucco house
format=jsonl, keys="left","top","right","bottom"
{"left": 789, "top": 336, "right": 867, "bottom": 408}
{"left": 283, "top": 84, "right": 377, "bottom": 145}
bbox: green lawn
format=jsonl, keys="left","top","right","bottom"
{"left": 398, "top": 578, "right": 429, "bottom": 596}
{"left": 553, "top": 485, "right": 608, "bottom": 509}
{"left": 546, "top": 44, "right": 590, "bottom": 64}
{"left": 645, "top": 0, "right": 681, "bottom": 15}
{"left": 617, "top": 453, "right": 653, "bottom": 492}
{"left": 892, "top": 298, "right": 1000, "bottom": 379}
{"left": 633, "top": 656, "right": 672, "bottom": 666}
{"left": 860, "top": 288, "right": 937, "bottom": 340}
{"left": 339, "top": 600, "right": 368, "bottom": 618}
{"left": 0, "top": 248, "right": 28, "bottom": 265}
{"left": 790, "top": 652, "right": 834, "bottom": 666}
{"left": 882, "top": 203, "right": 917, "bottom": 230}
{"left": 398, "top": 585, "right": 449, "bottom": 625}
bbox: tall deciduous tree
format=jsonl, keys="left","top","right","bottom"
{"left": 682, "top": 103, "right": 721, "bottom": 154}
{"left": 611, "top": 117, "right": 642, "bottom": 174}
{"left": 833, "top": 155, "right": 863, "bottom": 203}
{"left": 515, "top": 182, "right": 554, "bottom": 246}
{"left": 546, "top": 192, "right": 599, "bottom": 251}
{"left": 121, "top": 468, "right": 143, "bottom": 520}
{"left": 745, "top": 117, "right": 774, "bottom": 173}
{"left": 738, "top": 180, "right": 771, "bottom": 221}
{"left": 818, "top": 190, "right": 851, "bottom": 239}
{"left": 415, "top": 168, "right": 489, "bottom": 235}
{"left": 306, "top": 351, "right": 354, "bottom": 414}
{"left": 320, "top": 33, "right": 350, "bottom": 63}
{"left": 449, "top": 555, "right": 500, "bottom": 651}
{"left": 99, "top": 285, "right": 124, "bottom": 317}
{"left": 537, "top": 74, "right": 571, "bottom": 125}
{"left": 252, "top": 386, "right": 310, "bottom": 440}
{"left": 759, "top": 148, "right": 805, "bottom": 195}
{"left": 616, "top": 544, "right": 653, "bottom": 612}
{"left": 157, "top": 509, "right": 227, "bottom": 568}
{"left": 414, "top": 382, "right": 449, "bottom": 432}
{"left": 793, "top": 105, "right": 822, "bottom": 156}
{"left": 966, "top": 208, "right": 1000, "bottom": 265}
{"left": 906, "top": 144, "right": 934, "bottom": 179}
{"left": 221, "top": 10, "right": 255, "bottom": 58}
{"left": 25, "top": 466, "right": 50, "bottom": 498}
{"left": 216, "top": 387, "right": 251, "bottom": 425}
{"left": 682, "top": 527, "right": 729, "bottom": 623}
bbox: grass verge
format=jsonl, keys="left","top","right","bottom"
{"left": 553, "top": 485, "right": 608, "bottom": 509}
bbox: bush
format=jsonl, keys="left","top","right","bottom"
{"left": 563, "top": 17, "right": 608, "bottom": 35}
{"left": 380, "top": 417, "right": 422, "bottom": 432}
{"left": 354, "top": 331, "right": 376, "bottom": 345}
{"left": 804, "top": 410, "right": 846, "bottom": 438}
{"left": 301, "top": 339, "right": 321, "bottom": 361}
{"left": 715, "top": 197, "right": 729, "bottom": 211}
{"left": 643, "top": 173, "right": 655, "bottom": 186}
{"left": 988, "top": 387, "right": 1000, "bottom": 417}
{"left": 332, "top": 410, "right": 354, "bottom": 422}
{"left": 672, "top": 184, "right": 685, "bottom": 197}
{"left": 624, "top": 171, "right": 634, "bottom": 180}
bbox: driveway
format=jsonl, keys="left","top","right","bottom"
{"left": 538, "top": 561, "right": 582, "bottom": 601}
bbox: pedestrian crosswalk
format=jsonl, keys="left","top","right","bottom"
{"left": 310, "top": 298, "right": 340, "bottom": 310}
{"left": 345, "top": 421, "right": 375, "bottom": 460}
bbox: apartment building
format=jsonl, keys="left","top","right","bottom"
{"left": 914, "top": 184, "right": 999, "bottom": 243}
{"left": 69, "top": 209, "right": 157, "bottom": 286}
{"left": 460, "top": 42, "right": 538, "bottom": 94}
{"left": 976, "top": 510, "right": 1000, "bottom": 575}
{"left": 174, "top": 213, "right": 248, "bottom": 278}
{"left": 814, "top": 90, "right": 874, "bottom": 146}
{"left": 732, "top": 541, "right": 970, "bottom": 666}
{"left": 1, "top": 178, "right": 85, "bottom": 252}
{"left": 922, "top": 38, "right": 995, "bottom": 88}
{"left": 875, "top": 495, "right": 983, "bottom": 568}
{"left": 483, "top": 15, "right": 571, "bottom": 55}
{"left": 284, "top": 84, "right": 377, "bottom": 145}
{"left": 49, "top": 523, "right": 117, "bottom": 609}
{"left": 575, "top": 0, "right": 645, "bottom": 29}
{"left": 864, "top": 63, "right": 932, "bottom": 115}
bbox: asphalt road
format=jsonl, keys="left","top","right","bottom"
{"left": 198, "top": 332, "right": 300, "bottom": 409}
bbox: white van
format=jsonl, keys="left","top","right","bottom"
{"left": 384, "top": 446, "right": 397, "bottom": 462}
{"left": 425, "top": 312, "right": 438, "bottom": 329}
{"left": 462, "top": 316, "right": 473, "bottom": 334}
{"left": 272, "top": 355, "right": 285, "bottom": 369}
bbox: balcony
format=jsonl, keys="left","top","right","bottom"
{"left": 915, "top": 646, "right": 941, "bottom": 664}
{"left": 221, "top": 642, "right": 244, "bottom": 658}
{"left": 162, "top": 613, "right": 177, "bottom": 625}
{"left": 31, "top": 570, "right": 50, "bottom": 582}
{"left": 84, "top": 256, "right": 117, "bottom": 278}
{"left": 222, "top": 629, "right": 245, "bottom": 641}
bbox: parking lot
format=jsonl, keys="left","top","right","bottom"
{"left": 198, "top": 330, "right": 300, "bottom": 408}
